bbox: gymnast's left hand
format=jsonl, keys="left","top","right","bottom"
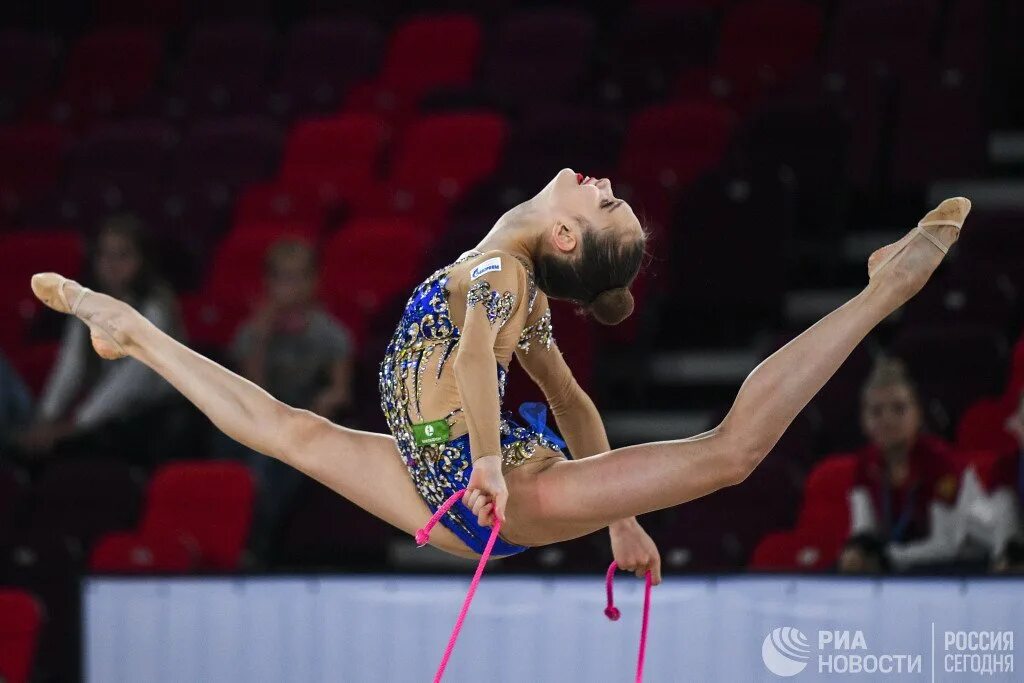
{"left": 610, "top": 519, "right": 662, "bottom": 585}
{"left": 465, "top": 455, "right": 508, "bottom": 528}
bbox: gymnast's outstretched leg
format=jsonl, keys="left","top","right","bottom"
{"left": 29, "top": 274, "right": 477, "bottom": 558}
{"left": 503, "top": 198, "right": 970, "bottom": 546}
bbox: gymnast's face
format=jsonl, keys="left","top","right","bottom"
{"left": 533, "top": 168, "right": 645, "bottom": 303}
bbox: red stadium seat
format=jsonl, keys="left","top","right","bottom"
{"left": 0, "top": 589, "right": 42, "bottom": 683}
{"left": 801, "top": 454, "right": 859, "bottom": 501}
{"left": 750, "top": 531, "right": 803, "bottom": 570}
{"left": 791, "top": 454, "right": 858, "bottom": 564}
{"left": 798, "top": 454, "right": 858, "bottom": 521}
{"left": 278, "top": 113, "right": 388, "bottom": 208}
{"left": 750, "top": 530, "right": 835, "bottom": 571}
{"left": 617, "top": 101, "right": 735, "bottom": 236}
{"left": 320, "top": 217, "right": 430, "bottom": 343}
{"left": 352, "top": 112, "right": 506, "bottom": 228}
{"left": 956, "top": 397, "right": 1017, "bottom": 456}
{"left": 138, "top": 461, "right": 255, "bottom": 570}
{"left": 345, "top": 14, "right": 482, "bottom": 118}
{"left": 47, "top": 28, "right": 162, "bottom": 126}
{"left": 89, "top": 531, "right": 195, "bottom": 573}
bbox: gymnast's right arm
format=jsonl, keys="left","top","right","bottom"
{"left": 452, "top": 253, "right": 526, "bottom": 525}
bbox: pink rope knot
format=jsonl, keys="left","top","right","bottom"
{"left": 604, "top": 560, "right": 654, "bottom": 683}
{"left": 415, "top": 490, "right": 467, "bottom": 547}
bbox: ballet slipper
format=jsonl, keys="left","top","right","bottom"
{"left": 30, "top": 273, "right": 127, "bottom": 360}
{"left": 867, "top": 197, "right": 971, "bottom": 280}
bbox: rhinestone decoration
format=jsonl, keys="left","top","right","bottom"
{"left": 516, "top": 309, "right": 554, "bottom": 353}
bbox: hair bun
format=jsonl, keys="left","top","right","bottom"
{"left": 590, "top": 287, "right": 634, "bottom": 326}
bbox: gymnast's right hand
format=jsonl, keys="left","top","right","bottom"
{"left": 465, "top": 455, "right": 508, "bottom": 528}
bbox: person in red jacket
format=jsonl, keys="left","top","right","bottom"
{"left": 850, "top": 357, "right": 960, "bottom": 545}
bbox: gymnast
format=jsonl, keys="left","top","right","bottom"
{"left": 30, "top": 168, "right": 971, "bottom": 584}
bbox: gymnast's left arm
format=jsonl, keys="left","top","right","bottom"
{"left": 515, "top": 315, "right": 662, "bottom": 582}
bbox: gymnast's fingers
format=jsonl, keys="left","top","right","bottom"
{"left": 650, "top": 558, "right": 662, "bottom": 585}
{"left": 493, "top": 489, "right": 508, "bottom": 524}
{"left": 477, "top": 502, "right": 494, "bottom": 527}
{"left": 469, "top": 493, "right": 486, "bottom": 517}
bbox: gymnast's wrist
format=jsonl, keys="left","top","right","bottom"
{"left": 472, "top": 453, "right": 502, "bottom": 466}
{"left": 609, "top": 517, "right": 639, "bottom": 533}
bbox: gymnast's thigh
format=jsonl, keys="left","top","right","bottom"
{"left": 499, "top": 449, "right": 606, "bottom": 547}
{"left": 289, "top": 425, "right": 478, "bottom": 559}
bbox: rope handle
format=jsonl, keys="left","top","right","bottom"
{"left": 605, "top": 560, "right": 653, "bottom": 683}
{"left": 417, "top": 491, "right": 655, "bottom": 683}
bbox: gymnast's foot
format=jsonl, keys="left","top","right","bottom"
{"left": 867, "top": 197, "right": 970, "bottom": 305}
{"left": 30, "top": 273, "right": 138, "bottom": 360}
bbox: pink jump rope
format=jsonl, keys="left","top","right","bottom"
{"left": 416, "top": 489, "right": 654, "bottom": 682}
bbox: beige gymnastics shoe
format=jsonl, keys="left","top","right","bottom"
{"left": 31, "top": 273, "right": 127, "bottom": 360}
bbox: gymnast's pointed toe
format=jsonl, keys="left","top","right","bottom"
{"left": 31, "top": 272, "right": 76, "bottom": 314}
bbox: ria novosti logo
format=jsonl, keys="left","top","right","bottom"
{"left": 761, "top": 626, "right": 928, "bottom": 677}
{"left": 762, "top": 627, "right": 811, "bottom": 677}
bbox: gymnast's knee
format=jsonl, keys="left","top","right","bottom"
{"left": 714, "top": 422, "right": 771, "bottom": 487}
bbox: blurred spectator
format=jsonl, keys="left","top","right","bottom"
{"left": 0, "top": 351, "right": 33, "bottom": 450}
{"left": 14, "top": 215, "right": 183, "bottom": 460}
{"left": 231, "top": 238, "right": 354, "bottom": 418}
{"left": 837, "top": 533, "right": 891, "bottom": 574}
{"left": 848, "top": 358, "right": 960, "bottom": 544}
{"left": 225, "top": 238, "right": 355, "bottom": 563}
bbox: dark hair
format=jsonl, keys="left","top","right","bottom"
{"left": 535, "top": 222, "right": 648, "bottom": 325}
{"left": 860, "top": 356, "right": 920, "bottom": 405}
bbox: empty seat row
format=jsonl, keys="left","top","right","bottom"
{"left": 2, "top": 0, "right": 1002, "bottom": 129}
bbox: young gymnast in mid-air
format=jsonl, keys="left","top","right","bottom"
{"left": 31, "top": 169, "right": 970, "bottom": 584}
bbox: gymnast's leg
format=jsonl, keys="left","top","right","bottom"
{"left": 29, "top": 275, "right": 477, "bottom": 558}
{"left": 503, "top": 199, "right": 969, "bottom": 546}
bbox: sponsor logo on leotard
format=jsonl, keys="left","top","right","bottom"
{"left": 470, "top": 257, "right": 502, "bottom": 281}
